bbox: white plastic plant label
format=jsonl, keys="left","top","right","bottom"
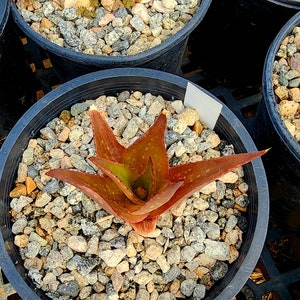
{"left": 184, "top": 82, "right": 223, "bottom": 129}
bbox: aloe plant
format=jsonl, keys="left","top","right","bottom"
{"left": 47, "top": 107, "right": 267, "bottom": 236}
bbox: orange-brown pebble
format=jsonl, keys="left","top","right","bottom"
{"left": 14, "top": 234, "right": 29, "bottom": 248}
{"left": 234, "top": 203, "right": 248, "bottom": 212}
{"left": 221, "top": 230, "right": 227, "bottom": 241}
{"left": 59, "top": 109, "right": 71, "bottom": 123}
{"left": 40, "top": 17, "right": 52, "bottom": 29}
{"left": 25, "top": 177, "right": 37, "bottom": 194}
{"left": 9, "top": 184, "right": 27, "bottom": 198}
{"left": 194, "top": 266, "right": 210, "bottom": 278}
{"left": 35, "top": 226, "right": 46, "bottom": 238}
{"left": 193, "top": 120, "right": 204, "bottom": 135}
{"left": 105, "top": 267, "right": 116, "bottom": 276}
{"left": 169, "top": 279, "right": 180, "bottom": 294}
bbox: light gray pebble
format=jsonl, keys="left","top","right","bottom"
{"left": 60, "top": 246, "right": 74, "bottom": 262}
{"left": 69, "top": 125, "right": 84, "bottom": 141}
{"left": 28, "top": 270, "right": 44, "bottom": 287}
{"left": 187, "top": 226, "right": 205, "bottom": 243}
{"left": 44, "top": 179, "right": 60, "bottom": 194}
{"left": 193, "top": 284, "right": 206, "bottom": 299}
{"left": 70, "top": 102, "right": 88, "bottom": 116}
{"left": 10, "top": 196, "right": 33, "bottom": 213}
{"left": 204, "top": 240, "right": 230, "bottom": 261}
{"left": 62, "top": 7, "right": 78, "bottom": 20}
{"left": 45, "top": 250, "right": 66, "bottom": 269}
{"left": 110, "top": 236, "right": 126, "bottom": 249}
{"left": 136, "top": 288, "right": 150, "bottom": 300}
{"left": 79, "top": 286, "right": 93, "bottom": 299}
{"left": 67, "top": 236, "right": 88, "bottom": 252}
{"left": 157, "top": 292, "right": 176, "bottom": 300}
{"left": 72, "top": 256, "right": 100, "bottom": 276}
{"left": 70, "top": 154, "right": 89, "bottom": 171}
{"left": 161, "top": 227, "right": 175, "bottom": 239}
{"left": 210, "top": 261, "right": 228, "bottom": 281}
{"left": 122, "top": 118, "right": 139, "bottom": 139}
{"left": 67, "top": 190, "right": 82, "bottom": 205}
{"left": 181, "top": 245, "right": 197, "bottom": 262}
{"left": 25, "top": 241, "right": 41, "bottom": 258}
{"left": 163, "top": 264, "right": 181, "bottom": 283}
{"left": 29, "top": 232, "right": 48, "bottom": 247}
{"left": 57, "top": 280, "right": 79, "bottom": 297}
{"left": 40, "top": 127, "right": 57, "bottom": 140}
{"left": 12, "top": 218, "right": 28, "bottom": 234}
{"left": 181, "top": 278, "right": 196, "bottom": 297}
{"left": 22, "top": 148, "right": 34, "bottom": 165}
{"left": 225, "top": 215, "right": 238, "bottom": 232}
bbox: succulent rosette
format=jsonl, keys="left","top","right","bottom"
{"left": 47, "top": 107, "right": 267, "bottom": 236}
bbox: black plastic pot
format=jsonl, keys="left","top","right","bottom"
{"left": 0, "top": 68, "right": 269, "bottom": 299}
{"left": 254, "top": 12, "right": 300, "bottom": 231}
{"left": 188, "top": 0, "right": 298, "bottom": 86}
{"left": 0, "top": 0, "right": 9, "bottom": 38}
{"left": 10, "top": 0, "right": 211, "bottom": 82}
{"left": 0, "top": 0, "right": 35, "bottom": 143}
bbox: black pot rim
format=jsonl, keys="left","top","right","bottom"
{"left": 0, "top": 0, "right": 9, "bottom": 36}
{"left": 263, "top": 11, "right": 300, "bottom": 164}
{"left": 266, "top": 0, "right": 300, "bottom": 9}
{"left": 0, "top": 67, "right": 269, "bottom": 300}
{"left": 10, "top": 0, "right": 211, "bottom": 66}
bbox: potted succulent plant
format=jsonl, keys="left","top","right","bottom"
{"left": 254, "top": 11, "right": 300, "bottom": 230}
{"left": 10, "top": 0, "right": 211, "bottom": 82}
{"left": 0, "top": 68, "right": 269, "bottom": 299}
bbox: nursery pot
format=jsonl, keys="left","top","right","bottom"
{"left": 0, "top": 0, "right": 9, "bottom": 39}
{"left": 0, "top": 0, "right": 35, "bottom": 142}
{"left": 0, "top": 68, "right": 268, "bottom": 299}
{"left": 254, "top": 12, "right": 300, "bottom": 230}
{"left": 10, "top": 0, "right": 211, "bottom": 82}
{"left": 188, "top": 0, "right": 298, "bottom": 86}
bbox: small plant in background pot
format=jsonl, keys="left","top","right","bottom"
{"left": 11, "top": 0, "right": 212, "bottom": 81}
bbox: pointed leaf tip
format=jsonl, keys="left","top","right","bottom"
{"left": 89, "top": 104, "right": 98, "bottom": 111}
{"left": 150, "top": 149, "right": 268, "bottom": 217}
{"left": 89, "top": 109, "right": 125, "bottom": 161}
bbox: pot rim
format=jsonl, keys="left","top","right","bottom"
{"left": 266, "top": 0, "right": 300, "bottom": 9}
{"left": 10, "top": 0, "right": 212, "bottom": 66}
{"left": 0, "top": 0, "right": 9, "bottom": 36}
{"left": 0, "top": 67, "right": 269, "bottom": 300}
{"left": 263, "top": 11, "right": 300, "bottom": 163}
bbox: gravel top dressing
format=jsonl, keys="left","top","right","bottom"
{"left": 15, "top": 0, "right": 200, "bottom": 56}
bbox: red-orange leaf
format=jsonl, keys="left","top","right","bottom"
{"left": 46, "top": 169, "right": 147, "bottom": 223}
{"left": 130, "top": 216, "right": 159, "bottom": 237}
{"left": 132, "top": 180, "right": 183, "bottom": 215}
{"left": 149, "top": 149, "right": 268, "bottom": 217}
{"left": 89, "top": 107, "right": 125, "bottom": 161}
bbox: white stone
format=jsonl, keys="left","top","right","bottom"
{"left": 99, "top": 249, "right": 126, "bottom": 267}
{"left": 132, "top": 3, "right": 150, "bottom": 24}
{"left": 200, "top": 181, "right": 217, "bottom": 195}
{"left": 218, "top": 172, "right": 239, "bottom": 184}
